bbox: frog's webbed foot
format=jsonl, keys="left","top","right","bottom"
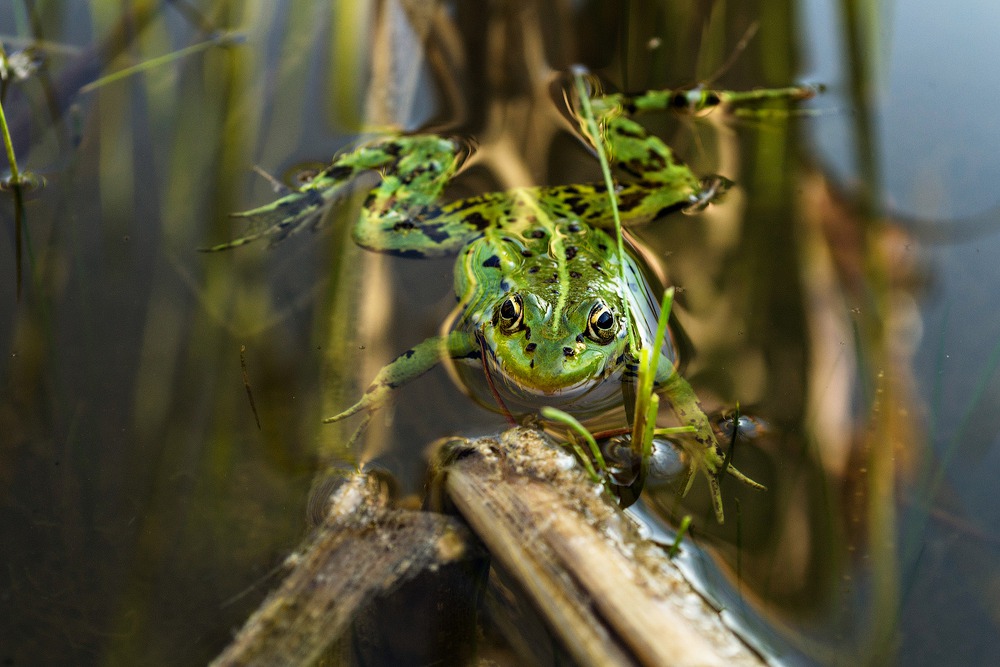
{"left": 200, "top": 154, "right": 375, "bottom": 252}
{"left": 322, "top": 332, "right": 476, "bottom": 436}
{"left": 682, "top": 175, "right": 734, "bottom": 214}
{"left": 658, "top": 371, "right": 765, "bottom": 523}
{"left": 678, "top": 441, "right": 766, "bottom": 523}
{"left": 201, "top": 136, "right": 426, "bottom": 252}
{"left": 201, "top": 188, "right": 332, "bottom": 252}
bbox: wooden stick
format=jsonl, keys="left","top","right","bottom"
{"left": 443, "top": 428, "right": 766, "bottom": 667}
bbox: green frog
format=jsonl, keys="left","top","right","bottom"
{"left": 205, "top": 78, "right": 816, "bottom": 522}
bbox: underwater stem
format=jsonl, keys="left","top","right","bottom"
{"left": 0, "top": 95, "right": 22, "bottom": 185}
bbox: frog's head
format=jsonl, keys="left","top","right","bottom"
{"left": 479, "top": 290, "right": 630, "bottom": 402}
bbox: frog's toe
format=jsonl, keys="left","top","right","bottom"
{"left": 707, "top": 474, "right": 725, "bottom": 524}
{"left": 680, "top": 448, "right": 763, "bottom": 524}
{"left": 723, "top": 463, "right": 766, "bottom": 490}
{"left": 322, "top": 401, "right": 367, "bottom": 424}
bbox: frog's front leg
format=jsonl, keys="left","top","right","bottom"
{"left": 655, "top": 360, "right": 765, "bottom": 524}
{"left": 324, "top": 331, "right": 477, "bottom": 425}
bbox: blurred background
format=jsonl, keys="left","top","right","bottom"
{"left": 1, "top": 0, "right": 999, "bottom": 664}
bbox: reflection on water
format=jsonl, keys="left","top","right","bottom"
{"left": 1, "top": 1, "right": 999, "bottom": 665}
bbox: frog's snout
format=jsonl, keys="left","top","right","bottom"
{"left": 502, "top": 338, "right": 602, "bottom": 393}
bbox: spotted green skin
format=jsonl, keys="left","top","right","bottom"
{"left": 208, "top": 82, "right": 816, "bottom": 520}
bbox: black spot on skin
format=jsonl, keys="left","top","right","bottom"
{"left": 420, "top": 222, "right": 451, "bottom": 243}
{"left": 530, "top": 359, "right": 535, "bottom": 369}
{"left": 617, "top": 188, "right": 647, "bottom": 213}
{"left": 400, "top": 166, "right": 428, "bottom": 185}
{"left": 545, "top": 273, "right": 558, "bottom": 284}
{"left": 528, "top": 266, "right": 540, "bottom": 274}
{"left": 525, "top": 343, "right": 537, "bottom": 352}
{"left": 655, "top": 203, "right": 684, "bottom": 219}
{"left": 597, "top": 243, "right": 608, "bottom": 251}
{"left": 575, "top": 334, "right": 584, "bottom": 343}
{"left": 325, "top": 164, "right": 354, "bottom": 180}
{"left": 521, "top": 249, "right": 533, "bottom": 257}
{"left": 282, "top": 189, "right": 324, "bottom": 212}
{"left": 563, "top": 347, "right": 575, "bottom": 357}
{"left": 403, "top": 349, "right": 415, "bottom": 359}
{"left": 564, "top": 246, "right": 577, "bottom": 261}
{"left": 524, "top": 327, "right": 531, "bottom": 340}
{"left": 482, "top": 255, "right": 501, "bottom": 268}
{"left": 591, "top": 262, "right": 603, "bottom": 272}
{"left": 614, "top": 125, "right": 643, "bottom": 139}
{"left": 466, "top": 212, "right": 490, "bottom": 230}
{"left": 567, "top": 222, "right": 582, "bottom": 233}
{"left": 570, "top": 271, "right": 582, "bottom": 279}
{"left": 562, "top": 185, "right": 580, "bottom": 195}
{"left": 396, "top": 249, "right": 425, "bottom": 259}
{"left": 529, "top": 229, "right": 545, "bottom": 239}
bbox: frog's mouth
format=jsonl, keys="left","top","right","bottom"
{"left": 475, "top": 332, "right": 620, "bottom": 411}
{"left": 476, "top": 334, "right": 593, "bottom": 394}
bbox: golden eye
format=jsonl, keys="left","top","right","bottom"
{"left": 496, "top": 294, "right": 523, "bottom": 333}
{"left": 586, "top": 302, "right": 616, "bottom": 344}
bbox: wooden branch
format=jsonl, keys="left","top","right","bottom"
{"left": 210, "top": 472, "right": 483, "bottom": 667}
{"left": 442, "top": 428, "right": 766, "bottom": 667}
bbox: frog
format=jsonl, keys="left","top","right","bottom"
{"left": 204, "top": 75, "right": 817, "bottom": 522}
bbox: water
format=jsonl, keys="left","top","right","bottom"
{"left": 1, "top": 1, "right": 999, "bottom": 665}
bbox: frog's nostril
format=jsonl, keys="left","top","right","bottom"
{"left": 525, "top": 343, "right": 537, "bottom": 353}
{"left": 562, "top": 347, "right": 575, "bottom": 357}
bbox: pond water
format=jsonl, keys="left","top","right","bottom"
{"left": 1, "top": 1, "right": 999, "bottom": 665}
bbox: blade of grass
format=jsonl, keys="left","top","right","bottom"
{"left": 571, "top": 66, "right": 635, "bottom": 352}
{"left": 541, "top": 406, "right": 608, "bottom": 475}
{"left": 0, "top": 88, "right": 23, "bottom": 184}
{"left": 79, "top": 31, "right": 244, "bottom": 94}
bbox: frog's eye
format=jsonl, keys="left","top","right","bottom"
{"left": 496, "top": 294, "right": 523, "bottom": 334}
{"left": 586, "top": 302, "right": 617, "bottom": 344}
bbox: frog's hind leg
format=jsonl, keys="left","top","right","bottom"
{"left": 567, "top": 81, "right": 817, "bottom": 230}
{"left": 202, "top": 134, "right": 474, "bottom": 252}
{"left": 348, "top": 137, "right": 524, "bottom": 258}
{"left": 620, "top": 84, "right": 819, "bottom": 118}
{"left": 570, "top": 93, "right": 719, "bottom": 228}
{"left": 354, "top": 187, "right": 517, "bottom": 259}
